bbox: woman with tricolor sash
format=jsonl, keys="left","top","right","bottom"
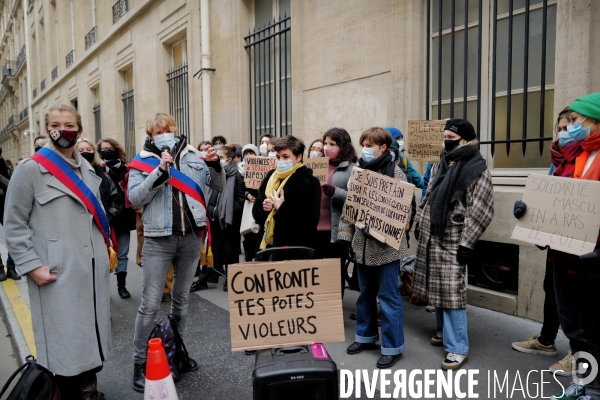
{"left": 5, "top": 104, "right": 111, "bottom": 398}
{"left": 252, "top": 135, "right": 321, "bottom": 251}
{"left": 127, "top": 112, "right": 223, "bottom": 392}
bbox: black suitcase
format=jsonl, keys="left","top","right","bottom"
{"left": 252, "top": 344, "right": 338, "bottom": 400}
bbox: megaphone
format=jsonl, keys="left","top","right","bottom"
{"left": 144, "top": 338, "right": 179, "bottom": 400}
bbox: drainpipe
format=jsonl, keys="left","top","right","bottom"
{"left": 200, "top": 0, "right": 212, "bottom": 141}
{"left": 23, "top": 130, "right": 35, "bottom": 155}
{"left": 23, "top": 0, "right": 35, "bottom": 156}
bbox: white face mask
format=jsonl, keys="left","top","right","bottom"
{"left": 199, "top": 151, "right": 208, "bottom": 157}
{"left": 260, "top": 143, "right": 268, "bottom": 156}
{"left": 268, "top": 152, "right": 277, "bottom": 157}
{"left": 154, "top": 133, "right": 176, "bottom": 150}
{"left": 397, "top": 140, "right": 404, "bottom": 152}
{"left": 310, "top": 151, "right": 323, "bottom": 158}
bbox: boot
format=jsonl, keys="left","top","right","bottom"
{"left": 80, "top": 373, "right": 105, "bottom": 400}
{"left": 132, "top": 363, "right": 146, "bottom": 393}
{"left": 116, "top": 272, "right": 131, "bottom": 299}
{"left": 0, "top": 266, "right": 6, "bottom": 282}
{"left": 6, "top": 265, "right": 21, "bottom": 280}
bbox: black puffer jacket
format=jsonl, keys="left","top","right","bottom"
{"left": 93, "top": 165, "right": 123, "bottom": 222}
{"left": 252, "top": 165, "right": 321, "bottom": 250}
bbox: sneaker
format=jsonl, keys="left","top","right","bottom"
{"left": 550, "top": 351, "right": 574, "bottom": 377}
{"left": 430, "top": 335, "right": 443, "bottom": 347}
{"left": 425, "top": 305, "right": 435, "bottom": 313}
{"left": 441, "top": 353, "right": 468, "bottom": 370}
{"left": 512, "top": 335, "right": 557, "bottom": 356}
{"left": 550, "top": 380, "right": 584, "bottom": 400}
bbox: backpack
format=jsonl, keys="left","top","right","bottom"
{"left": 148, "top": 315, "right": 191, "bottom": 382}
{"left": 0, "top": 355, "right": 61, "bottom": 400}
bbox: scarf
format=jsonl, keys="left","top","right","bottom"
{"left": 578, "top": 131, "right": 600, "bottom": 180}
{"left": 429, "top": 141, "right": 487, "bottom": 237}
{"left": 259, "top": 162, "right": 304, "bottom": 249}
{"left": 553, "top": 140, "right": 584, "bottom": 178}
{"left": 217, "top": 161, "right": 239, "bottom": 229}
{"left": 358, "top": 151, "right": 395, "bottom": 177}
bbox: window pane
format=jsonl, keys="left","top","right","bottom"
{"left": 279, "top": 0, "right": 290, "bottom": 18}
{"left": 432, "top": 0, "right": 480, "bottom": 34}
{"left": 255, "top": 0, "right": 272, "bottom": 27}
{"left": 173, "top": 42, "right": 183, "bottom": 67}
{"left": 497, "top": 0, "right": 544, "bottom": 15}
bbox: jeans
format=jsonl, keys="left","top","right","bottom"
{"left": 554, "top": 260, "right": 600, "bottom": 396}
{"left": 435, "top": 307, "right": 469, "bottom": 355}
{"left": 133, "top": 234, "right": 201, "bottom": 363}
{"left": 355, "top": 260, "right": 405, "bottom": 356}
{"left": 114, "top": 229, "right": 131, "bottom": 274}
{"left": 540, "top": 260, "right": 560, "bottom": 343}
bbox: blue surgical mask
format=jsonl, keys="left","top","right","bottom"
{"left": 213, "top": 145, "right": 221, "bottom": 151}
{"left": 558, "top": 131, "right": 575, "bottom": 147}
{"left": 154, "top": 133, "right": 176, "bottom": 150}
{"left": 567, "top": 118, "right": 591, "bottom": 141}
{"left": 276, "top": 159, "right": 293, "bottom": 172}
{"left": 390, "top": 152, "right": 396, "bottom": 162}
{"left": 361, "top": 147, "right": 376, "bottom": 162}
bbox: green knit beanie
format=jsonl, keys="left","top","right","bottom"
{"left": 570, "top": 92, "right": 600, "bottom": 122}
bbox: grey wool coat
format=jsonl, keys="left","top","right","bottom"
{"left": 4, "top": 148, "right": 111, "bottom": 376}
{"left": 328, "top": 161, "right": 356, "bottom": 243}
{"left": 412, "top": 168, "right": 494, "bottom": 309}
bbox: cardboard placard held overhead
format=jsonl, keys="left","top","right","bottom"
{"left": 342, "top": 168, "right": 415, "bottom": 249}
{"left": 228, "top": 259, "right": 344, "bottom": 351}
{"left": 511, "top": 174, "right": 600, "bottom": 256}
{"left": 405, "top": 120, "right": 446, "bottom": 162}
{"left": 304, "top": 157, "right": 329, "bottom": 185}
{"left": 244, "top": 156, "right": 277, "bottom": 189}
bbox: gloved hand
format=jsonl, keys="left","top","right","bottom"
{"left": 513, "top": 200, "right": 528, "bottom": 219}
{"left": 579, "top": 250, "right": 600, "bottom": 267}
{"left": 321, "top": 184, "right": 336, "bottom": 198}
{"left": 415, "top": 222, "right": 420, "bottom": 241}
{"left": 457, "top": 246, "right": 473, "bottom": 265}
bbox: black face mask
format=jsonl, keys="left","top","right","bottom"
{"left": 444, "top": 138, "right": 461, "bottom": 151}
{"left": 34, "top": 146, "right": 42, "bottom": 152}
{"left": 100, "top": 149, "right": 118, "bottom": 160}
{"left": 80, "top": 152, "right": 95, "bottom": 163}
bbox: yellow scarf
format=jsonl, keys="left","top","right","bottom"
{"left": 259, "top": 162, "right": 304, "bottom": 250}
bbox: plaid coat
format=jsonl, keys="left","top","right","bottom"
{"left": 412, "top": 168, "right": 494, "bottom": 309}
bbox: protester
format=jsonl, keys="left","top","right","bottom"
{"left": 412, "top": 119, "right": 494, "bottom": 371}
{"left": 515, "top": 93, "right": 600, "bottom": 400}
{"left": 198, "top": 141, "right": 211, "bottom": 154}
{"left": 267, "top": 140, "right": 277, "bottom": 157}
{"left": 337, "top": 127, "right": 408, "bottom": 369}
{"left": 5, "top": 159, "right": 13, "bottom": 177}
{"left": 0, "top": 147, "right": 19, "bottom": 282}
{"left": 511, "top": 107, "right": 573, "bottom": 376}
{"left": 212, "top": 135, "right": 227, "bottom": 148}
{"left": 420, "top": 162, "right": 438, "bottom": 202}
{"left": 240, "top": 144, "right": 260, "bottom": 261}
{"left": 33, "top": 135, "right": 49, "bottom": 152}
{"left": 234, "top": 144, "right": 244, "bottom": 173}
{"left": 193, "top": 144, "right": 245, "bottom": 292}
{"left": 5, "top": 104, "right": 110, "bottom": 398}
{"left": 315, "top": 128, "right": 357, "bottom": 296}
{"left": 128, "top": 112, "right": 222, "bottom": 392}
{"left": 252, "top": 135, "right": 321, "bottom": 250}
{"left": 259, "top": 133, "right": 272, "bottom": 156}
{"left": 385, "top": 127, "right": 424, "bottom": 188}
{"left": 308, "top": 138, "right": 324, "bottom": 158}
{"left": 97, "top": 138, "right": 135, "bottom": 299}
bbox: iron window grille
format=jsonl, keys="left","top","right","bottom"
{"left": 33, "top": 88, "right": 37, "bottom": 98}
{"left": 167, "top": 63, "right": 189, "bottom": 138}
{"left": 93, "top": 104, "right": 101, "bottom": 142}
{"left": 85, "top": 26, "right": 97, "bottom": 50}
{"left": 41, "top": 79, "right": 46, "bottom": 91}
{"left": 427, "top": 0, "right": 556, "bottom": 169}
{"left": 113, "top": 0, "right": 128, "bottom": 24}
{"left": 16, "top": 45, "right": 26, "bottom": 70}
{"left": 2, "top": 60, "right": 16, "bottom": 78}
{"left": 51, "top": 66, "right": 58, "bottom": 81}
{"left": 66, "top": 50, "right": 75, "bottom": 69}
{"left": 122, "top": 88, "right": 135, "bottom": 161}
{"left": 7, "top": 116, "right": 14, "bottom": 128}
{"left": 244, "top": 14, "right": 292, "bottom": 144}
{"left": 19, "top": 107, "right": 28, "bottom": 122}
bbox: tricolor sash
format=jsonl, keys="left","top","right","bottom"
{"left": 31, "top": 148, "right": 113, "bottom": 250}
{"left": 128, "top": 154, "right": 211, "bottom": 244}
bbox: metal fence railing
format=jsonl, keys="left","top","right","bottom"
{"left": 113, "top": 0, "right": 128, "bottom": 24}
{"left": 85, "top": 26, "right": 97, "bottom": 50}
{"left": 66, "top": 50, "right": 75, "bottom": 68}
{"left": 167, "top": 63, "right": 189, "bottom": 138}
{"left": 51, "top": 66, "right": 58, "bottom": 81}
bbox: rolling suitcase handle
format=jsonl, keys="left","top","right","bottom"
{"left": 275, "top": 346, "right": 309, "bottom": 356}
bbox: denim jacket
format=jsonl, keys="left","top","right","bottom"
{"left": 128, "top": 145, "right": 222, "bottom": 237}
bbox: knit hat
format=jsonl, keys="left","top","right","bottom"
{"left": 570, "top": 92, "right": 600, "bottom": 122}
{"left": 385, "top": 127, "right": 403, "bottom": 140}
{"left": 444, "top": 119, "right": 476, "bottom": 141}
{"left": 242, "top": 143, "right": 259, "bottom": 156}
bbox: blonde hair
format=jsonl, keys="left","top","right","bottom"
{"left": 45, "top": 104, "right": 83, "bottom": 132}
{"left": 145, "top": 112, "right": 178, "bottom": 137}
{"left": 76, "top": 138, "right": 102, "bottom": 166}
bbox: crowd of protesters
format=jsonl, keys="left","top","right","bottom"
{"left": 1, "top": 92, "right": 599, "bottom": 400}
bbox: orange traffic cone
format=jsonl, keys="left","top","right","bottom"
{"left": 144, "top": 338, "right": 179, "bottom": 400}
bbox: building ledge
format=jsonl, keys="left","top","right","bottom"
{"left": 467, "top": 286, "right": 517, "bottom": 316}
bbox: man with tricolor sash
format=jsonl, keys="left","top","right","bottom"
{"left": 128, "top": 112, "right": 224, "bottom": 392}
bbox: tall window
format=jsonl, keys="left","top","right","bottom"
{"left": 92, "top": 0, "right": 97, "bottom": 27}
{"left": 122, "top": 70, "right": 135, "bottom": 161}
{"left": 245, "top": 0, "right": 291, "bottom": 144}
{"left": 93, "top": 88, "right": 101, "bottom": 142}
{"left": 167, "top": 39, "right": 189, "bottom": 137}
{"left": 427, "top": 0, "right": 556, "bottom": 169}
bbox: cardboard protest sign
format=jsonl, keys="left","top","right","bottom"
{"left": 244, "top": 156, "right": 276, "bottom": 189}
{"left": 228, "top": 259, "right": 344, "bottom": 351}
{"left": 511, "top": 174, "right": 600, "bottom": 256}
{"left": 405, "top": 120, "right": 446, "bottom": 162}
{"left": 304, "top": 157, "right": 329, "bottom": 185}
{"left": 343, "top": 168, "right": 415, "bottom": 249}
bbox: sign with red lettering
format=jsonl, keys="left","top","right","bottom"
{"left": 244, "top": 156, "right": 277, "bottom": 189}
{"left": 228, "top": 259, "right": 344, "bottom": 351}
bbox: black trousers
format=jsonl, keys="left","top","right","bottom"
{"left": 198, "top": 222, "right": 240, "bottom": 284}
{"left": 243, "top": 232, "right": 259, "bottom": 262}
{"left": 55, "top": 366, "right": 102, "bottom": 399}
{"left": 315, "top": 230, "right": 347, "bottom": 298}
{"left": 540, "top": 260, "right": 560, "bottom": 342}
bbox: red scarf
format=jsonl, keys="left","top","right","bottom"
{"left": 552, "top": 140, "right": 583, "bottom": 178}
{"left": 574, "top": 131, "right": 600, "bottom": 180}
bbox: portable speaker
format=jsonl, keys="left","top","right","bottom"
{"left": 252, "top": 344, "right": 338, "bottom": 400}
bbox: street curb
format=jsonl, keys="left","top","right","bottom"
{"left": 0, "top": 281, "right": 29, "bottom": 364}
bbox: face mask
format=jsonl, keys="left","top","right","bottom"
{"left": 324, "top": 146, "right": 339, "bottom": 159}
{"left": 268, "top": 152, "right": 277, "bottom": 158}
{"left": 47, "top": 129, "right": 79, "bottom": 149}
{"left": 567, "top": 118, "right": 591, "bottom": 141}
{"left": 276, "top": 159, "right": 293, "bottom": 172}
{"left": 154, "top": 133, "right": 176, "bottom": 150}
{"left": 444, "top": 138, "right": 461, "bottom": 151}
{"left": 361, "top": 147, "right": 376, "bottom": 162}
{"left": 100, "top": 149, "right": 118, "bottom": 160}
{"left": 558, "top": 131, "right": 575, "bottom": 147}
{"left": 390, "top": 152, "right": 396, "bottom": 162}
{"left": 34, "top": 146, "right": 42, "bottom": 152}
{"left": 213, "top": 145, "right": 221, "bottom": 151}
{"left": 220, "top": 159, "right": 228, "bottom": 167}
{"left": 260, "top": 143, "right": 268, "bottom": 156}
{"left": 81, "top": 151, "right": 95, "bottom": 163}
{"left": 397, "top": 140, "right": 405, "bottom": 152}
{"left": 199, "top": 151, "right": 208, "bottom": 157}
{"left": 310, "top": 151, "right": 323, "bottom": 158}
